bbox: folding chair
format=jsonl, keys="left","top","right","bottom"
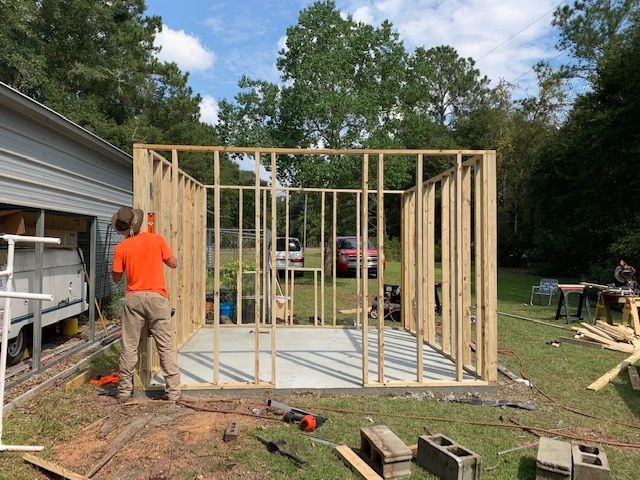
{"left": 530, "top": 278, "right": 558, "bottom": 306}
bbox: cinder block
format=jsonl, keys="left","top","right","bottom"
{"left": 572, "top": 443, "right": 610, "bottom": 480}
{"left": 416, "top": 434, "right": 482, "bottom": 480}
{"left": 223, "top": 421, "right": 240, "bottom": 442}
{"left": 360, "top": 425, "right": 412, "bottom": 479}
{"left": 536, "top": 437, "right": 572, "bottom": 480}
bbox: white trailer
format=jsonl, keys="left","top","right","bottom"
{"left": 0, "top": 248, "right": 88, "bottom": 365}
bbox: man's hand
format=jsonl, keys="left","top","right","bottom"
{"left": 112, "top": 271, "right": 123, "bottom": 283}
{"left": 164, "top": 256, "right": 178, "bottom": 269}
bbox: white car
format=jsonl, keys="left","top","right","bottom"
{"left": 275, "top": 237, "right": 304, "bottom": 274}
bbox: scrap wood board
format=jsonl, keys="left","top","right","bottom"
{"left": 335, "top": 445, "right": 383, "bottom": 480}
{"left": 23, "top": 453, "right": 89, "bottom": 480}
{"left": 587, "top": 349, "right": 640, "bottom": 391}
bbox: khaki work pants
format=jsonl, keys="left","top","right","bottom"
{"left": 118, "top": 292, "right": 180, "bottom": 400}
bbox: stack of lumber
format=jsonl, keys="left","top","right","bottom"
{"left": 572, "top": 321, "right": 640, "bottom": 353}
{"left": 570, "top": 321, "right": 640, "bottom": 391}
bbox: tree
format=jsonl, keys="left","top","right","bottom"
{"left": 553, "top": 0, "right": 640, "bottom": 83}
{"left": 404, "top": 45, "right": 490, "bottom": 126}
{"left": 220, "top": 1, "right": 409, "bottom": 188}
{"left": 530, "top": 15, "right": 640, "bottom": 275}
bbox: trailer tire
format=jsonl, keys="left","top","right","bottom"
{"left": 7, "top": 329, "right": 25, "bottom": 366}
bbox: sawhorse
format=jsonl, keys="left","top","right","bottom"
{"left": 555, "top": 284, "right": 592, "bottom": 324}
{"left": 621, "top": 296, "right": 640, "bottom": 335}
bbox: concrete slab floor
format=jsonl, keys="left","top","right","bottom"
{"left": 152, "top": 327, "right": 475, "bottom": 389}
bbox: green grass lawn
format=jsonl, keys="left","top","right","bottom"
{"left": 2, "top": 265, "right": 640, "bottom": 479}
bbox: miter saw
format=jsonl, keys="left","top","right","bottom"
{"left": 608, "top": 260, "right": 640, "bottom": 295}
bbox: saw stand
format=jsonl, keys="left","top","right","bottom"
{"left": 594, "top": 293, "right": 640, "bottom": 335}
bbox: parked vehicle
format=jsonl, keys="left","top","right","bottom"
{"left": 335, "top": 236, "right": 383, "bottom": 277}
{"left": 275, "top": 237, "right": 304, "bottom": 274}
{"left": 0, "top": 248, "right": 88, "bottom": 365}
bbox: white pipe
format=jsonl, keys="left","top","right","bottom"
{"left": 0, "top": 292, "right": 53, "bottom": 301}
{"left": 0, "top": 236, "right": 50, "bottom": 451}
{"left": 0, "top": 444, "right": 44, "bottom": 452}
{"left": 1, "top": 234, "right": 60, "bottom": 245}
{"left": 0, "top": 239, "right": 17, "bottom": 441}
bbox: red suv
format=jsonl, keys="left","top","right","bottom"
{"left": 335, "top": 236, "right": 384, "bottom": 277}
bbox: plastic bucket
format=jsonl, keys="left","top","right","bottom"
{"left": 220, "top": 302, "right": 236, "bottom": 320}
{"left": 62, "top": 317, "right": 79, "bottom": 336}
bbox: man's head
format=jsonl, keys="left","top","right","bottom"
{"left": 111, "top": 207, "right": 143, "bottom": 236}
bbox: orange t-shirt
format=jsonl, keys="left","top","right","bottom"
{"left": 112, "top": 232, "right": 174, "bottom": 297}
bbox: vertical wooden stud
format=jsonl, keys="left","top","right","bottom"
{"left": 356, "top": 192, "right": 361, "bottom": 328}
{"left": 376, "top": 153, "right": 385, "bottom": 383}
{"left": 237, "top": 189, "right": 243, "bottom": 325}
{"left": 285, "top": 191, "right": 290, "bottom": 325}
{"left": 483, "top": 152, "right": 498, "bottom": 382}
{"left": 474, "top": 161, "right": 484, "bottom": 375}
{"left": 213, "top": 151, "right": 220, "bottom": 385}
{"left": 415, "top": 154, "right": 424, "bottom": 383}
{"left": 426, "top": 182, "right": 436, "bottom": 344}
{"left": 321, "top": 191, "right": 325, "bottom": 326}
{"left": 270, "top": 152, "right": 277, "bottom": 385}
{"left": 332, "top": 191, "right": 337, "bottom": 326}
{"left": 362, "top": 154, "right": 369, "bottom": 385}
{"left": 455, "top": 154, "right": 464, "bottom": 381}
{"left": 254, "top": 151, "right": 261, "bottom": 384}
{"left": 462, "top": 164, "right": 472, "bottom": 367}
{"left": 262, "top": 189, "right": 267, "bottom": 329}
{"left": 441, "top": 177, "right": 451, "bottom": 354}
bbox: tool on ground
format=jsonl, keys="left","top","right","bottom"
{"left": 302, "top": 434, "right": 340, "bottom": 447}
{"left": 90, "top": 371, "right": 119, "bottom": 385}
{"left": 497, "top": 436, "right": 560, "bottom": 456}
{"left": 266, "top": 399, "right": 327, "bottom": 428}
{"left": 299, "top": 415, "right": 316, "bottom": 432}
{"left": 256, "top": 435, "right": 305, "bottom": 466}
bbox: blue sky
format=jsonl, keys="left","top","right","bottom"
{"left": 147, "top": 0, "right": 568, "bottom": 126}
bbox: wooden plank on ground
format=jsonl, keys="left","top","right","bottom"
{"left": 23, "top": 453, "right": 89, "bottom": 480}
{"left": 628, "top": 366, "right": 640, "bottom": 391}
{"left": 63, "top": 370, "right": 90, "bottom": 392}
{"left": 335, "top": 445, "right": 383, "bottom": 480}
{"left": 587, "top": 350, "right": 640, "bottom": 391}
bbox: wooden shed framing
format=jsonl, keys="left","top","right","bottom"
{"left": 132, "top": 144, "right": 497, "bottom": 391}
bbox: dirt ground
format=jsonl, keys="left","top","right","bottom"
{"left": 12, "top": 377, "right": 538, "bottom": 480}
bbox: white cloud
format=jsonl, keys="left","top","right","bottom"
{"left": 199, "top": 95, "right": 220, "bottom": 125}
{"left": 352, "top": 6, "right": 374, "bottom": 24}
{"left": 155, "top": 24, "right": 215, "bottom": 72}
{"left": 338, "top": 0, "right": 562, "bottom": 93}
{"left": 277, "top": 35, "right": 288, "bottom": 53}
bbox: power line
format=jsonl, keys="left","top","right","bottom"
{"left": 477, "top": 1, "right": 566, "bottom": 62}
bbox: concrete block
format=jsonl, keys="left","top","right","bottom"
{"left": 536, "top": 437, "right": 572, "bottom": 480}
{"left": 223, "top": 421, "right": 240, "bottom": 442}
{"left": 149, "top": 457, "right": 171, "bottom": 480}
{"left": 360, "top": 425, "right": 412, "bottom": 479}
{"left": 416, "top": 434, "right": 482, "bottom": 480}
{"left": 572, "top": 443, "right": 610, "bottom": 480}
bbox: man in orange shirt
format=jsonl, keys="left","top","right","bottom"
{"left": 111, "top": 207, "right": 180, "bottom": 402}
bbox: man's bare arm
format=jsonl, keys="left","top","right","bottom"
{"left": 164, "top": 256, "right": 178, "bottom": 269}
{"left": 112, "top": 271, "right": 123, "bottom": 283}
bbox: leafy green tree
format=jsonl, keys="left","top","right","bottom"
{"left": 531, "top": 16, "right": 640, "bottom": 275}
{"left": 404, "top": 46, "right": 490, "bottom": 126}
{"left": 553, "top": 0, "right": 640, "bottom": 82}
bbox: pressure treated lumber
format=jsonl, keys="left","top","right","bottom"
{"left": 587, "top": 350, "right": 640, "bottom": 391}
{"left": 335, "top": 445, "right": 383, "bottom": 480}
{"left": 23, "top": 454, "right": 89, "bottom": 480}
